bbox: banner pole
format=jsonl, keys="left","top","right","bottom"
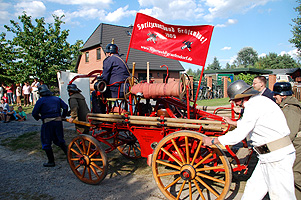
{"left": 125, "top": 13, "right": 140, "bottom": 63}
{"left": 193, "top": 65, "right": 205, "bottom": 108}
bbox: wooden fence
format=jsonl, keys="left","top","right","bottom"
{"left": 293, "top": 86, "right": 301, "bottom": 101}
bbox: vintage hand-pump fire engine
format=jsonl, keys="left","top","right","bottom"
{"left": 65, "top": 13, "right": 254, "bottom": 200}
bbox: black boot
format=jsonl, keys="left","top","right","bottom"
{"left": 43, "top": 149, "right": 55, "bottom": 167}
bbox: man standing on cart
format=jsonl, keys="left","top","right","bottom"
{"left": 100, "top": 43, "right": 130, "bottom": 98}
{"left": 203, "top": 80, "right": 296, "bottom": 200}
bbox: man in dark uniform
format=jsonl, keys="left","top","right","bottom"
{"left": 67, "top": 84, "right": 90, "bottom": 134}
{"left": 101, "top": 43, "right": 130, "bottom": 98}
{"left": 32, "top": 85, "right": 68, "bottom": 167}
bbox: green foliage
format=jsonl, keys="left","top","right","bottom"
{"left": 233, "top": 47, "right": 258, "bottom": 68}
{"left": 0, "top": 12, "right": 83, "bottom": 86}
{"left": 207, "top": 57, "right": 221, "bottom": 70}
{"left": 186, "top": 68, "right": 202, "bottom": 81}
{"left": 235, "top": 73, "right": 257, "bottom": 85}
{"left": 255, "top": 52, "right": 300, "bottom": 69}
{"left": 289, "top": 0, "right": 301, "bottom": 57}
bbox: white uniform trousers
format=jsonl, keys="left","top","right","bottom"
{"left": 242, "top": 152, "right": 296, "bottom": 200}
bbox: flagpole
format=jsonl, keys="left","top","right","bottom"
{"left": 193, "top": 65, "right": 205, "bottom": 108}
{"left": 126, "top": 13, "right": 140, "bottom": 63}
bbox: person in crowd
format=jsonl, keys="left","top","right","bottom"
{"left": 273, "top": 81, "right": 301, "bottom": 199}
{"left": 22, "top": 82, "right": 31, "bottom": 107}
{"left": 252, "top": 75, "right": 275, "bottom": 102}
{"left": 0, "top": 99, "right": 9, "bottom": 111}
{"left": 202, "top": 80, "right": 296, "bottom": 200}
{"left": 100, "top": 43, "right": 130, "bottom": 98}
{"left": 2, "top": 92, "right": 8, "bottom": 103}
{"left": 0, "top": 107, "right": 5, "bottom": 121}
{"left": 67, "top": 84, "right": 90, "bottom": 134}
{"left": 5, "top": 106, "right": 18, "bottom": 122}
{"left": 5, "top": 84, "right": 14, "bottom": 104}
{"left": 16, "top": 83, "right": 22, "bottom": 106}
{"left": 1, "top": 107, "right": 7, "bottom": 122}
{"left": 16, "top": 106, "right": 27, "bottom": 121}
{"left": 0, "top": 83, "right": 4, "bottom": 101}
{"left": 31, "top": 77, "right": 40, "bottom": 105}
{"left": 32, "top": 85, "right": 68, "bottom": 167}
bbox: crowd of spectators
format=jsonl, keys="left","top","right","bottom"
{"left": 0, "top": 78, "right": 42, "bottom": 123}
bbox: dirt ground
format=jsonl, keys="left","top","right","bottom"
{"left": 0, "top": 119, "right": 255, "bottom": 200}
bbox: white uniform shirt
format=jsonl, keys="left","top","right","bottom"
{"left": 219, "top": 95, "right": 295, "bottom": 163}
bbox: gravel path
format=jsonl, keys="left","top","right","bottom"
{"left": 0, "top": 116, "right": 245, "bottom": 200}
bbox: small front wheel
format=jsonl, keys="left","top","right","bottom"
{"left": 68, "top": 134, "right": 108, "bottom": 185}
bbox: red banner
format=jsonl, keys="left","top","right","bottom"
{"left": 129, "top": 13, "right": 214, "bottom": 67}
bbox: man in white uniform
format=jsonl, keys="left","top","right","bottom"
{"left": 203, "top": 80, "right": 296, "bottom": 200}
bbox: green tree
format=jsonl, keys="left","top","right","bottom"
{"left": 234, "top": 47, "right": 258, "bottom": 68}
{"left": 235, "top": 73, "right": 257, "bottom": 85}
{"left": 207, "top": 57, "right": 221, "bottom": 70}
{"left": 255, "top": 52, "right": 300, "bottom": 69}
{"left": 1, "top": 12, "right": 83, "bottom": 86}
{"left": 289, "top": 0, "right": 301, "bottom": 57}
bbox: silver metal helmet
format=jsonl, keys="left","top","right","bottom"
{"left": 227, "top": 80, "right": 259, "bottom": 100}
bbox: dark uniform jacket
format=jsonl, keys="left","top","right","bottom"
{"left": 101, "top": 54, "right": 130, "bottom": 92}
{"left": 32, "top": 96, "right": 68, "bottom": 120}
{"left": 68, "top": 93, "right": 90, "bottom": 122}
{"left": 262, "top": 87, "right": 275, "bottom": 102}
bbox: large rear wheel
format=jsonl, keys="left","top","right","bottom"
{"left": 152, "top": 131, "right": 232, "bottom": 200}
{"left": 68, "top": 134, "right": 108, "bottom": 185}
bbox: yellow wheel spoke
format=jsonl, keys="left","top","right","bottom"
{"left": 70, "top": 158, "right": 80, "bottom": 161}
{"left": 161, "top": 147, "right": 183, "bottom": 167}
{"left": 70, "top": 148, "right": 81, "bottom": 156}
{"left": 189, "top": 181, "right": 192, "bottom": 200}
{"left": 90, "top": 158, "right": 103, "bottom": 162}
{"left": 194, "top": 152, "right": 213, "bottom": 168}
{"left": 81, "top": 166, "right": 86, "bottom": 179}
{"left": 87, "top": 141, "right": 91, "bottom": 155}
{"left": 190, "top": 140, "right": 202, "bottom": 165}
{"left": 193, "top": 179, "right": 206, "bottom": 200}
{"left": 197, "top": 172, "right": 225, "bottom": 184}
{"left": 156, "top": 160, "right": 181, "bottom": 170}
{"left": 195, "top": 176, "right": 219, "bottom": 197}
{"left": 176, "top": 180, "right": 186, "bottom": 200}
{"left": 171, "top": 138, "right": 186, "bottom": 164}
{"left": 157, "top": 171, "right": 181, "bottom": 177}
{"left": 185, "top": 136, "right": 190, "bottom": 164}
{"left": 75, "top": 164, "right": 81, "bottom": 170}
{"left": 91, "top": 162, "right": 104, "bottom": 172}
{"left": 164, "top": 176, "right": 182, "bottom": 190}
{"left": 90, "top": 165, "right": 100, "bottom": 179}
{"left": 196, "top": 165, "right": 225, "bottom": 172}
{"left": 74, "top": 141, "right": 84, "bottom": 155}
{"left": 132, "top": 146, "right": 137, "bottom": 157}
{"left": 128, "top": 145, "right": 131, "bottom": 156}
{"left": 87, "top": 166, "right": 92, "bottom": 180}
{"left": 89, "top": 150, "right": 97, "bottom": 158}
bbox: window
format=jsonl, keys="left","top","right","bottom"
{"left": 138, "top": 73, "right": 152, "bottom": 81}
{"left": 85, "top": 52, "right": 89, "bottom": 62}
{"left": 97, "top": 48, "right": 101, "bottom": 60}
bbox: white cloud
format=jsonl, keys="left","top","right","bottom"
{"left": 203, "top": 0, "right": 272, "bottom": 22}
{"left": 216, "top": 18, "right": 238, "bottom": 27}
{"left": 221, "top": 46, "right": 231, "bottom": 50}
{"left": 259, "top": 53, "right": 267, "bottom": 58}
{"left": 47, "top": 0, "right": 112, "bottom": 6}
{"left": 14, "top": 1, "right": 46, "bottom": 18}
{"left": 138, "top": 0, "right": 203, "bottom": 21}
{"left": 105, "top": 5, "right": 136, "bottom": 22}
{"left": 280, "top": 49, "right": 299, "bottom": 59}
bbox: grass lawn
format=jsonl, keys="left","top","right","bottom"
{"left": 194, "top": 97, "right": 231, "bottom": 107}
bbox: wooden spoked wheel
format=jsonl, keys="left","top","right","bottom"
{"left": 152, "top": 131, "right": 232, "bottom": 200}
{"left": 68, "top": 134, "right": 108, "bottom": 185}
{"left": 117, "top": 131, "right": 142, "bottom": 159}
{"left": 123, "top": 76, "right": 139, "bottom": 99}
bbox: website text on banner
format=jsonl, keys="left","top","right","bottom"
{"left": 128, "top": 13, "right": 214, "bottom": 67}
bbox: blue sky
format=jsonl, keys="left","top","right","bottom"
{"left": 0, "top": 0, "right": 299, "bottom": 71}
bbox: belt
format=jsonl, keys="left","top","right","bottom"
{"left": 43, "top": 116, "right": 62, "bottom": 124}
{"left": 254, "top": 136, "right": 292, "bottom": 154}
